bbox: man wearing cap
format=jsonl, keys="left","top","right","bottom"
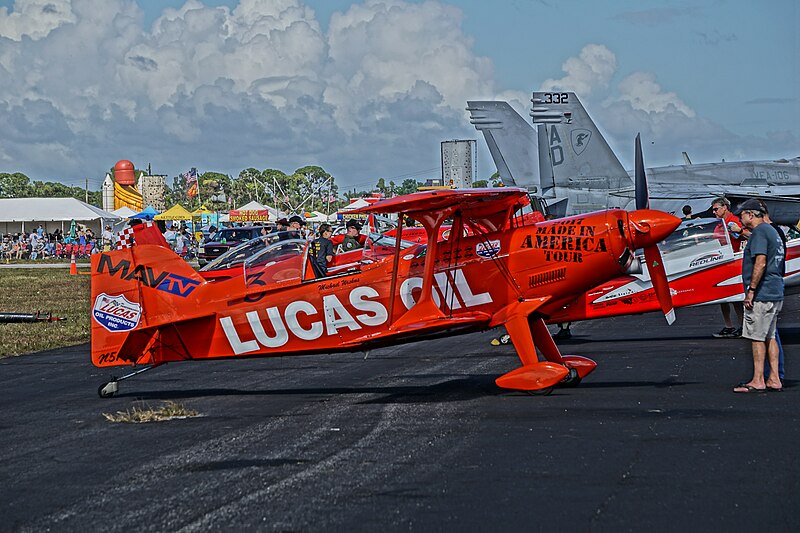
{"left": 287, "top": 215, "right": 308, "bottom": 239}
{"left": 710, "top": 197, "right": 745, "bottom": 338}
{"left": 733, "top": 198, "right": 786, "bottom": 393}
{"left": 332, "top": 220, "right": 366, "bottom": 252}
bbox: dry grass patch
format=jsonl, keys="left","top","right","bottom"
{"left": 0, "top": 268, "right": 91, "bottom": 357}
{"left": 103, "top": 401, "right": 200, "bottom": 423}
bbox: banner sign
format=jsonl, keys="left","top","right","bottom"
{"left": 228, "top": 209, "right": 270, "bottom": 222}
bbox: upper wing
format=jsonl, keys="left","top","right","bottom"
{"left": 352, "top": 187, "right": 529, "bottom": 231}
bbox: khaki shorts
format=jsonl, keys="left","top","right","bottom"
{"left": 742, "top": 300, "right": 783, "bottom": 342}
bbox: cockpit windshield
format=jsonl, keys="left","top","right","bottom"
{"left": 655, "top": 218, "right": 730, "bottom": 259}
{"left": 200, "top": 231, "right": 305, "bottom": 271}
{"left": 244, "top": 239, "right": 306, "bottom": 267}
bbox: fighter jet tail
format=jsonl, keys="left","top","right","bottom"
{"left": 531, "top": 92, "right": 633, "bottom": 191}
{"left": 467, "top": 101, "right": 540, "bottom": 191}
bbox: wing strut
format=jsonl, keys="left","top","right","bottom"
{"left": 389, "top": 207, "right": 456, "bottom": 330}
{"left": 386, "top": 212, "right": 405, "bottom": 325}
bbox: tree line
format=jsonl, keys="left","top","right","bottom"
{"left": 0, "top": 166, "right": 500, "bottom": 213}
{"left": 0, "top": 172, "right": 103, "bottom": 205}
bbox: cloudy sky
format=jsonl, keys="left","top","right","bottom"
{"left": 0, "top": 0, "right": 797, "bottom": 193}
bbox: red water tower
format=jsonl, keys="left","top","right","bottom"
{"left": 114, "top": 160, "right": 135, "bottom": 185}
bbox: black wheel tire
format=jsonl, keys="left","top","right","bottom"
{"left": 560, "top": 368, "right": 582, "bottom": 388}
{"left": 98, "top": 383, "right": 116, "bottom": 398}
{"left": 525, "top": 386, "right": 555, "bottom": 396}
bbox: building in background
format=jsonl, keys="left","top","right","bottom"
{"left": 441, "top": 139, "right": 477, "bottom": 189}
{"left": 139, "top": 172, "right": 166, "bottom": 212}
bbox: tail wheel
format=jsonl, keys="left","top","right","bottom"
{"left": 98, "top": 381, "right": 118, "bottom": 398}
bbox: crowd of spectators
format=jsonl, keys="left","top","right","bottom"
{"left": 163, "top": 223, "right": 197, "bottom": 258}
{"left": 0, "top": 224, "right": 114, "bottom": 261}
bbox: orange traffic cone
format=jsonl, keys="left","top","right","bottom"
{"left": 69, "top": 253, "right": 77, "bottom": 275}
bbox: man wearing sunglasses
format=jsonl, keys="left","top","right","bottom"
{"left": 711, "top": 197, "right": 744, "bottom": 338}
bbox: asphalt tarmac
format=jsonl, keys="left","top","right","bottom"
{"left": 1, "top": 302, "right": 798, "bottom": 532}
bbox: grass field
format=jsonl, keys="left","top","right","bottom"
{"left": 0, "top": 269, "right": 91, "bottom": 357}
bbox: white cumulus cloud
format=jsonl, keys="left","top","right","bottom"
{"left": 0, "top": 0, "right": 76, "bottom": 41}
{"left": 539, "top": 44, "right": 617, "bottom": 95}
{"left": 0, "top": 0, "right": 499, "bottom": 187}
{"left": 616, "top": 72, "right": 695, "bottom": 117}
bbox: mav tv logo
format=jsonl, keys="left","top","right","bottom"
{"left": 97, "top": 255, "right": 201, "bottom": 297}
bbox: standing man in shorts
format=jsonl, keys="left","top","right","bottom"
{"left": 733, "top": 199, "right": 785, "bottom": 393}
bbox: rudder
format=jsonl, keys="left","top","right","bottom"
{"left": 90, "top": 245, "right": 210, "bottom": 367}
{"left": 467, "top": 101, "right": 540, "bottom": 191}
{"left": 531, "top": 91, "right": 632, "bottom": 191}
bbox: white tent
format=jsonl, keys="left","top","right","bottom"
{"left": 0, "top": 197, "right": 120, "bottom": 235}
{"left": 339, "top": 198, "right": 372, "bottom": 211}
{"left": 236, "top": 200, "right": 266, "bottom": 210}
{"left": 305, "top": 211, "right": 331, "bottom": 223}
{"left": 111, "top": 206, "right": 137, "bottom": 218}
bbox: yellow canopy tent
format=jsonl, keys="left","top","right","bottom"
{"left": 191, "top": 206, "right": 215, "bottom": 216}
{"left": 155, "top": 204, "right": 193, "bottom": 221}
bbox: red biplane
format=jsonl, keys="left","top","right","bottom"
{"left": 91, "top": 188, "right": 679, "bottom": 397}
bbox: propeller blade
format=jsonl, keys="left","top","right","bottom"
{"left": 643, "top": 244, "right": 675, "bottom": 324}
{"left": 627, "top": 209, "right": 679, "bottom": 325}
{"left": 634, "top": 133, "right": 649, "bottom": 210}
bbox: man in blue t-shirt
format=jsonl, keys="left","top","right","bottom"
{"left": 733, "top": 198, "right": 785, "bottom": 393}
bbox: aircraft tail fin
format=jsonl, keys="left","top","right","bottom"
{"left": 90, "top": 245, "right": 213, "bottom": 368}
{"left": 531, "top": 92, "right": 632, "bottom": 190}
{"left": 467, "top": 101, "right": 540, "bottom": 191}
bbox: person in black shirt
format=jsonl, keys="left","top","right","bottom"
{"left": 310, "top": 223, "right": 334, "bottom": 278}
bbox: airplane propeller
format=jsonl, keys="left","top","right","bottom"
{"left": 631, "top": 133, "right": 675, "bottom": 325}
{"left": 634, "top": 133, "right": 649, "bottom": 210}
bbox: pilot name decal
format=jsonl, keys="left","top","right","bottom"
{"left": 92, "top": 293, "right": 141, "bottom": 332}
{"left": 221, "top": 269, "right": 492, "bottom": 354}
{"left": 520, "top": 219, "right": 606, "bottom": 263}
{"left": 97, "top": 255, "right": 201, "bottom": 297}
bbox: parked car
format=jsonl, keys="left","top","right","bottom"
{"left": 197, "top": 225, "right": 272, "bottom": 266}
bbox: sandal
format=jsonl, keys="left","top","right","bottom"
{"left": 733, "top": 383, "right": 766, "bottom": 393}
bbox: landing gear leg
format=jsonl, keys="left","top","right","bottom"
{"left": 97, "top": 364, "right": 161, "bottom": 398}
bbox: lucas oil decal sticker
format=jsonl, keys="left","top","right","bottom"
{"left": 476, "top": 240, "right": 501, "bottom": 258}
{"left": 92, "top": 293, "right": 142, "bottom": 332}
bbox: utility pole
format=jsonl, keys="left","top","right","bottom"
{"left": 85, "top": 177, "right": 88, "bottom": 203}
